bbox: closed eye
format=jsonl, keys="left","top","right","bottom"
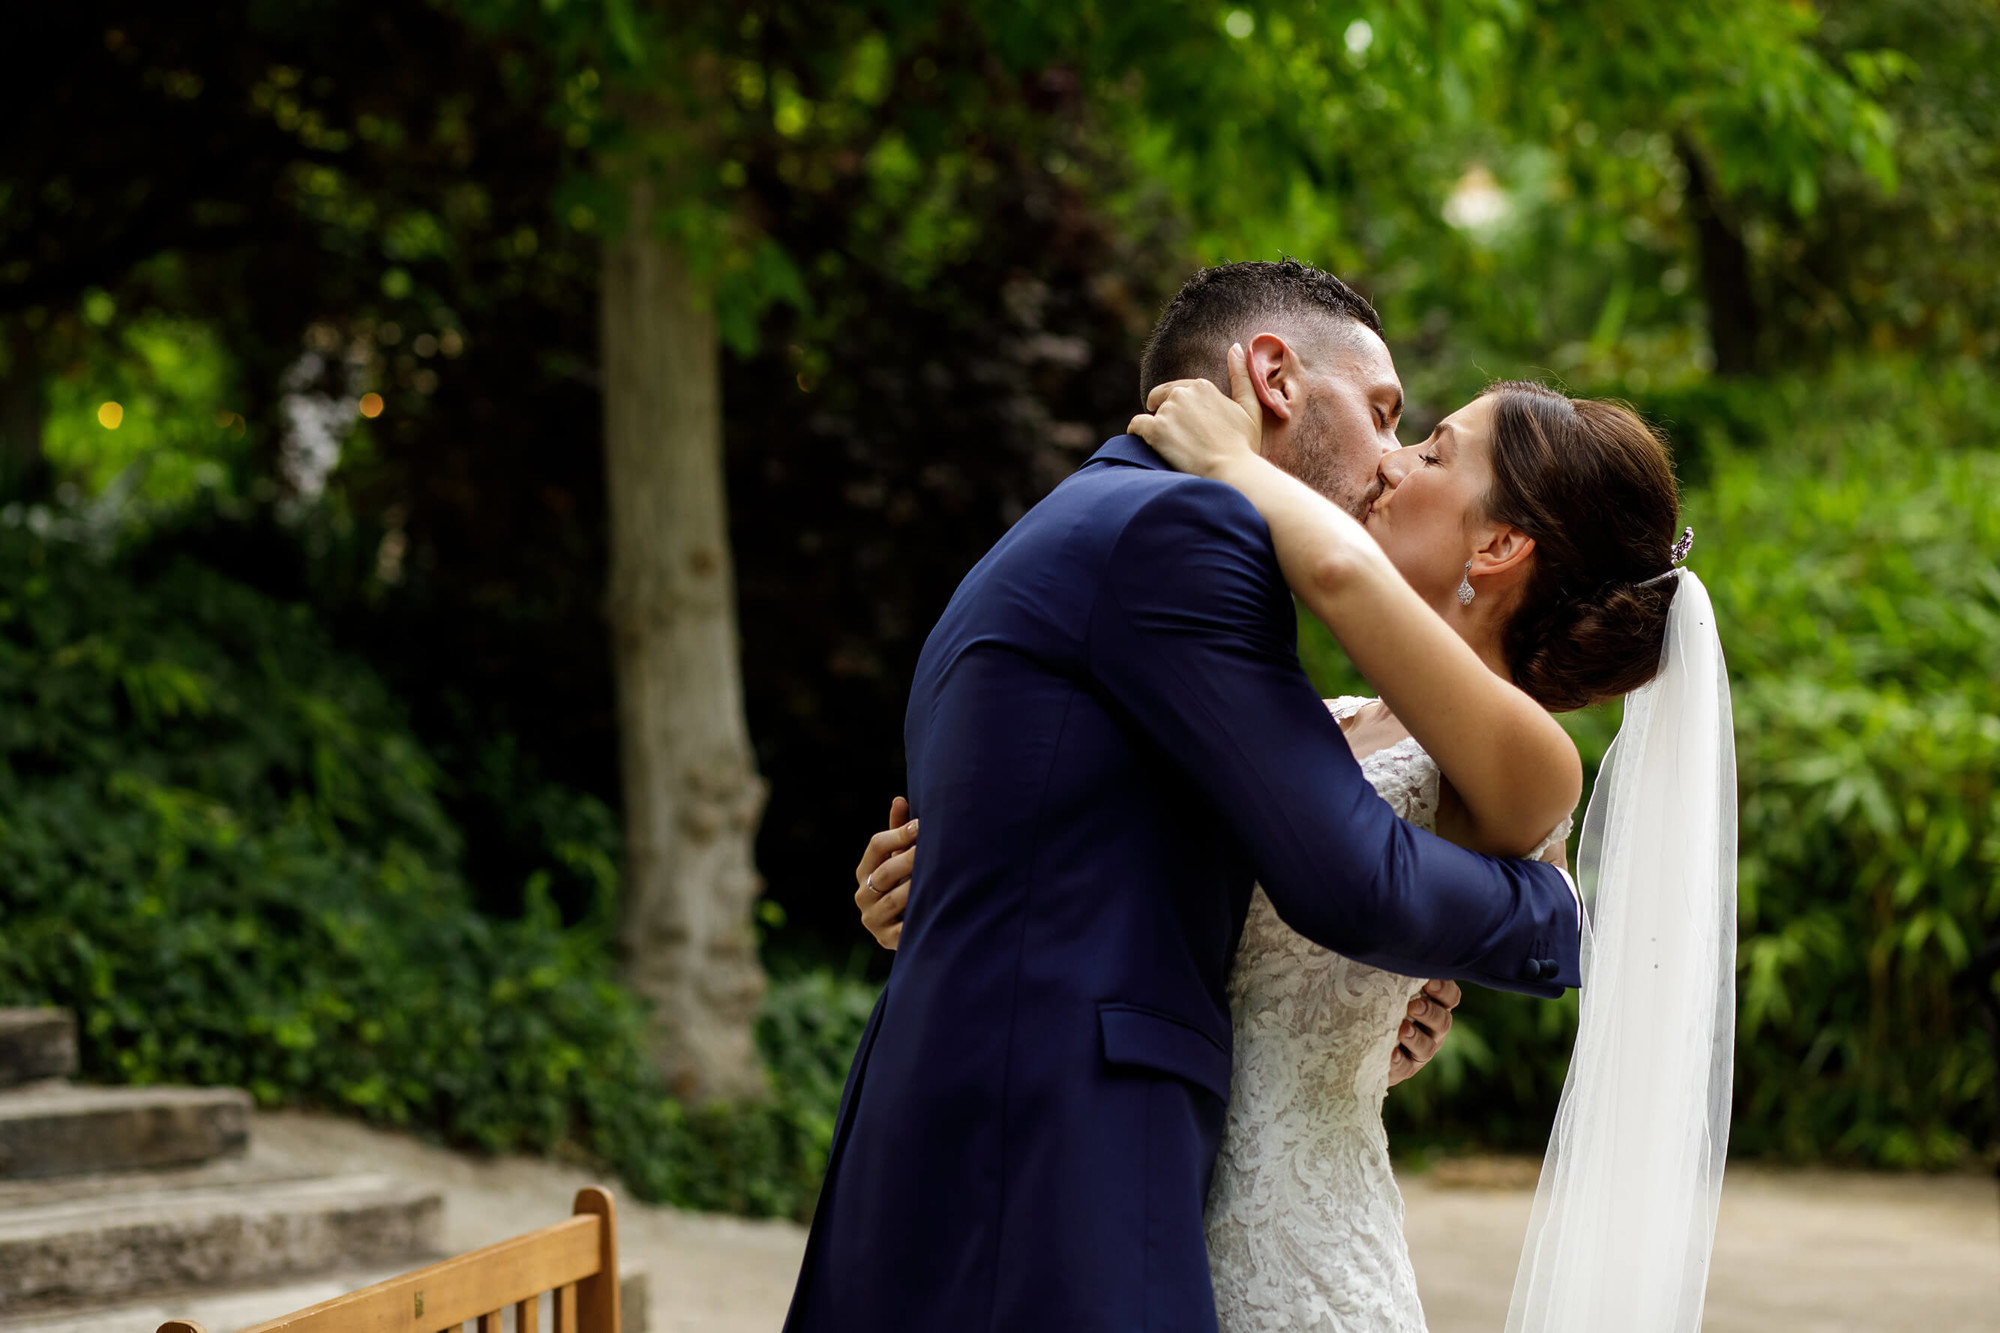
{"left": 1380, "top": 389, "right": 1405, "bottom": 431}
{"left": 1419, "top": 451, "right": 1442, "bottom": 466}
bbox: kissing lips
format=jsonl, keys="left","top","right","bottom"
{"left": 1362, "top": 479, "right": 1388, "bottom": 523}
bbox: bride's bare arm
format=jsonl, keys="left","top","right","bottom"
{"left": 1129, "top": 349, "right": 1580, "bottom": 859}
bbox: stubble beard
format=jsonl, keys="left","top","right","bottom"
{"left": 1274, "top": 396, "right": 1380, "bottom": 521}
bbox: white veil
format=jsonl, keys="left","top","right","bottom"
{"left": 1505, "top": 568, "right": 1738, "bottom": 1333}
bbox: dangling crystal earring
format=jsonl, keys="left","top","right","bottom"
{"left": 1456, "top": 560, "right": 1475, "bottom": 606}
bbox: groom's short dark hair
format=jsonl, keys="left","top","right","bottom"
{"left": 1139, "top": 259, "right": 1384, "bottom": 399}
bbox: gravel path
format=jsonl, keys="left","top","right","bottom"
{"left": 256, "top": 1112, "right": 1999, "bottom": 1333}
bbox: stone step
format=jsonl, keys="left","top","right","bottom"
{"left": 0, "top": 1084, "right": 251, "bottom": 1179}
{"left": 3, "top": 1264, "right": 652, "bottom": 1333}
{"left": 0, "top": 1011, "right": 77, "bottom": 1088}
{"left": 0, "top": 1149, "right": 301, "bottom": 1212}
{"left": 0, "top": 1266, "right": 403, "bottom": 1333}
{"left": 0, "top": 1172, "right": 444, "bottom": 1314}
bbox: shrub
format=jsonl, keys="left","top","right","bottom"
{"left": 0, "top": 522, "right": 874, "bottom": 1217}
{"left": 1708, "top": 399, "right": 2000, "bottom": 1166}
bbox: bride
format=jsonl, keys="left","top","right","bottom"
{"left": 852, "top": 351, "right": 1736, "bottom": 1332}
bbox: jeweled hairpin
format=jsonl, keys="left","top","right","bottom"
{"left": 1636, "top": 527, "right": 1695, "bottom": 588}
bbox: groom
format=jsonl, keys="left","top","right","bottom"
{"left": 783, "top": 261, "right": 1581, "bottom": 1333}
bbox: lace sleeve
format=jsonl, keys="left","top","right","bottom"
{"left": 1333, "top": 692, "right": 1569, "bottom": 862}
{"left": 1323, "top": 695, "right": 1374, "bottom": 723}
{"left": 1529, "top": 815, "right": 1574, "bottom": 863}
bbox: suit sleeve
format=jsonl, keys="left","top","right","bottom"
{"left": 1085, "top": 479, "right": 1580, "bottom": 995}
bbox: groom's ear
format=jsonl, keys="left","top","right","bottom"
{"left": 1474, "top": 524, "right": 1537, "bottom": 580}
{"left": 1244, "top": 333, "right": 1296, "bottom": 423}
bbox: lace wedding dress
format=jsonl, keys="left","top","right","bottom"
{"left": 1206, "top": 698, "right": 1569, "bottom": 1333}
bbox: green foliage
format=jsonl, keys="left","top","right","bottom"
{"left": 1710, "top": 364, "right": 2000, "bottom": 1166}
{"left": 0, "top": 523, "right": 874, "bottom": 1217}
{"left": 454, "top": 0, "right": 1895, "bottom": 374}
{"left": 1738, "top": 0, "right": 2000, "bottom": 364}
{"left": 40, "top": 310, "right": 252, "bottom": 510}
{"left": 1300, "top": 360, "right": 2000, "bottom": 1167}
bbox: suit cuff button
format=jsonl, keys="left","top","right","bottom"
{"left": 1519, "top": 958, "right": 1547, "bottom": 981}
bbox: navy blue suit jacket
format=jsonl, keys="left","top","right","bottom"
{"left": 784, "top": 437, "right": 1581, "bottom": 1333}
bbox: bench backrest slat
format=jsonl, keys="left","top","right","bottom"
{"left": 159, "top": 1187, "right": 620, "bottom": 1333}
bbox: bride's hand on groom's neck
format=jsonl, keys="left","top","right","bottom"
{"left": 1127, "top": 343, "right": 1266, "bottom": 478}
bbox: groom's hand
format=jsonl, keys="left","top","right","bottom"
{"left": 855, "top": 797, "right": 917, "bottom": 949}
{"left": 1388, "top": 979, "right": 1461, "bottom": 1086}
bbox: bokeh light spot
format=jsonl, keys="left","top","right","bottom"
{"left": 1224, "top": 10, "right": 1255, "bottom": 39}
{"left": 1443, "top": 164, "right": 1510, "bottom": 231}
{"left": 359, "top": 392, "right": 385, "bottom": 419}
{"left": 97, "top": 401, "right": 124, "bottom": 429}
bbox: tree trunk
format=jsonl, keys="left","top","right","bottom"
{"left": 1679, "top": 140, "right": 1764, "bottom": 377}
{"left": 0, "top": 321, "right": 48, "bottom": 501}
{"left": 601, "top": 180, "right": 769, "bottom": 1104}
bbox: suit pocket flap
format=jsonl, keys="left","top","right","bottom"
{"left": 1098, "top": 1003, "right": 1231, "bottom": 1103}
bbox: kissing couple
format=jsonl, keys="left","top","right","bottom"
{"left": 786, "top": 260, "right": 1738, "bottom": 1333}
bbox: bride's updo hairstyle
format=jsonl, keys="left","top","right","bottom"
{"left": 1480, "top": 381, "right": 1682, "bottom": 713}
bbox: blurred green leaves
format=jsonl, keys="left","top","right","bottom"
{"left": 41, "top": 312, "right": 247, "bottom": 509}
{"left": 1711, "top": 364, "right": 2000, "bottom": 1165}
{"left": 450, "top": 0, "right": 1895, "bottom": 386}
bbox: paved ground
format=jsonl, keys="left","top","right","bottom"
{"left": 1403, "top": 1159, "right": 2000, "bottom": 1333}
{"left": 256, "top": 1112, "right": 2000, "bottom": 1333}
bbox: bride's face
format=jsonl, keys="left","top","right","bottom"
{"left": 1364, "top": 394, "right": 1499, "bottom": 609}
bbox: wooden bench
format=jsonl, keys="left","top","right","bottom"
{"left": 158, "top": 1186, "right": 621, "bottom": 1333}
